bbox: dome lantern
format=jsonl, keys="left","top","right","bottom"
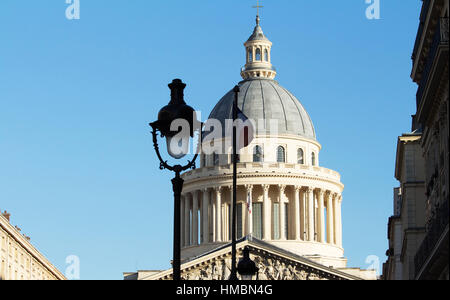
{"left": 241, "top": 15, "right": 277, "bottom": 80}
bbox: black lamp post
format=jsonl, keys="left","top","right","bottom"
{"left": 237, "top": 247, "right": 259, "bottom": 280}
{"left": 149, "top": 79, "right": 199, "bottom": 281}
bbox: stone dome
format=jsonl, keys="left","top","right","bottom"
{"left": 208, "top": 78, "right": 316, "bottom": 140}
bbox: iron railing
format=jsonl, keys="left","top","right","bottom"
{"left": 416, "top": 17, "right": 449, "bottom": 109}
{"left": 414, "top": 198, "right": 449, "bottom": 277}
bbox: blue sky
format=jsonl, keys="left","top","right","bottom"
{"left": 0, "top": 1, "right": 422, "bottom": 279}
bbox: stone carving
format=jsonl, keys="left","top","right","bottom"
{"left": 179, "top": 250, "right": 333, "bottom": 280}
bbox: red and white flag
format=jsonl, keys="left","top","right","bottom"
{"left": 247, "top": 191, "right": 252, "bottom": 215}
{"left": 236, "top": 107, "right": 255, "bottom": 150}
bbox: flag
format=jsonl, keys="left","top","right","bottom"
{"left": 247, "top": 191, "right": 252, "bottom": 215}
{"left": 236, "top": 107, "right": 255, "bottom": 150}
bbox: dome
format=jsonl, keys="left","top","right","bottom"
{"left": 208, "top": 78, "right": 316, "bottom": 140}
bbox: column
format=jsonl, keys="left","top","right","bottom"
{"left": 337, "top": 195, "right": 343, "bottom": 247}
{"left": 318, "top": 190, "right": 325, "bottom": 243}
{"left": 294, "top": 186, "right": 301, "bottom": 241}
{"left": 227, "top": 185, "right": 232, "bottom": 241}
{"left": 279, "top": 185, "right": 286, "bottom": 240}
{"left": 192, "top": 191, "right": 199, "bottom": 246}
{"left": 300, "top": 188, "right": 305, "bottom": 240}
{"left": 215, "top": 187, "right": 222, "bottom": 242}
{"left": 245, "top": 185, "right": 253, "bottom": 237}
{"left": 211, "top": 195, "right": 216, "bottom": 242}
{"left": 333, "top": 193, "right": 339, "bottom": 245}
{"left": 262, "top": 185, "right": 271, "bottom": 240}
{"left": 326, "top": 192, "right": 335, "bottom": 244}
{"left": 202, "top": 188, "right": 210, "bottom": 244}
{"left": 181, "top": 195, "right": 185, "bottom": 247}
{"left": 307, "top": 188, "right": 314, "bottom": 241}
{"left": 184, "top": 193, "right": 191, "bottom": 247}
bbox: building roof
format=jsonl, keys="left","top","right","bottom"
{"left": 246, "top": 20, "right": 269, "bottom": 42}
{"left": 208, "top": 78, "right": 316, "bottom": 140}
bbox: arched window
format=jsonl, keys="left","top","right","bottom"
{"left": 248, "top": 48, "right": 253, "bottom": 62}
{"left": 255, "top": 48, "right": 261, "bottom": 61}
{"left": 264, "top": 49, "right": 269, "bottom": 61}
{"left": 277, "top": 146, "right": 286, "bottom": 163}
{"left": 297, "top": 148, "right": 304, "bottom": 165}
{"left": 213, "top": 152, "right": 219, "bottom": 166}
{"left": 311, "top": 152, "right": 316, "bottom": 166}
{"left": 253, "top": 145, "right": 264, "bottom": 163}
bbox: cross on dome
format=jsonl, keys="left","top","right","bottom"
{"left": 252, "top": 0, "right": 264, "bottom": 25}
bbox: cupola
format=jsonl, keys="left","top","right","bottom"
{"left": 241, "top": 15, "right": 277, "bottom": 80}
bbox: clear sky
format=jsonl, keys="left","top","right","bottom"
{"left": 0, "top": 1, "right": 422, "bottom": 279}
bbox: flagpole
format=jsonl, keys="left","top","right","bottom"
{"left": 229, "top": 85, "right": 239, "bottom": 281}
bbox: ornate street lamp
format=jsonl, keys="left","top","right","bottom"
{"left": 237, "top": 247, "right": 259, "bottom": 280}
{"left": 149, "top": 79, "right": 200, "bottom": 281}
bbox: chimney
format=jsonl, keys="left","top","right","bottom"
{"left": 1, "top": 210, "right": 11, "bottom": 222}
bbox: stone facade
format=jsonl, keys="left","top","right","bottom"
{"left": 384, "top": 0, "right": 449, "bottom": 280}
{"left": 383, "top": 132, "right": 427, "bottom": 280}
{"left": 181, "top": 135, "right": 346, "bottom": 269}
{"left": 410, "top": 0, "right": 449, "bottom": 280}
{"left": 0, "top": 211, "right": 65, "bottom": 280}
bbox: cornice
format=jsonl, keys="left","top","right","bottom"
{"left": 182, "top": 172, "right": 344, "bottom": 194}
{"left": 0, "top": 214, "right": 66, "bottom": 280}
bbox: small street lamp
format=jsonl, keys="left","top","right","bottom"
{"left": 237, "top": 247, "right": 259, "bottom": 280}
{"left": 149, "top": 79, "right": 200, "bottom": 281}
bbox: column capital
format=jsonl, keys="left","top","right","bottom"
{"left": 193, "top": 190, "right": 200, "bottom": 197}
{"left": 306, "top": 187, "right": 314, "bottom": 193}
{"left": 263, "top": 184, "right": 270, "bottom": 193}
{"left": 202, "top": 187, "right": 209, "bottom": 193}
{"left": 317, "top": 189, "right": 326, "bottom": 197}
{"left": 294, "top": 185, "right": 302, "bottom": 192}
{"left": 245, "top": 184, "right": 254, "bottom": 192}
{"left": 214, "top": 186, "right": 222, "bottom": 193}
{"left": 278, "top": 184, "right": 286, "bottom": 193}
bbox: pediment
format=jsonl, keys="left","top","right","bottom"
{"left": 142, "top": 238, "right": 362, "bottom": 280}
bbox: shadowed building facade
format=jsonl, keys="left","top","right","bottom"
{"left": 383, "top": 0, "right": 449, "bottom": 280}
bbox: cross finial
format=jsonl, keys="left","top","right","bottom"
{"left": 252, "top": 0, "right": 263, "bottom": 25}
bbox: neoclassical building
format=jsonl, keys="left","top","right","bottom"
{"left": 125, "top": 15, "right": 377, "bottom": 281}
{"left": 0, "top": 210, "right": 65, "bottom": 280}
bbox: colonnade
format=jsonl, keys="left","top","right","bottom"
{"left": 180, "top": 185, "right": 343, "bottom": 249}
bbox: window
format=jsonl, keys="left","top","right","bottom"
{"left": 201, "top": 154, "right": 206, "bottom": 168}
{"left": 264, "top": 49, "right": 269, "bottom": 61}
{"left": 213, "top": 152, "right": 219, "bottom": 166}
{"left": 255, "top": 48, "right": 261, "bottom": 61}
{"left": 297, "top": 148, "right": 304, "bottom": 164}
{"left": 253, "top": 145, "right": 264, "bottom": 163}
{"left": 277, "top": 146, "right": 286, "bottom": 163}
{"left": 312, "top": 152, "right": 316, "bottom": 166}
{"left": 252, "top": 203, "right": 263, "bottom": 239}
{"left": 248, "top": 48, "right": 253, "bottom": 62}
